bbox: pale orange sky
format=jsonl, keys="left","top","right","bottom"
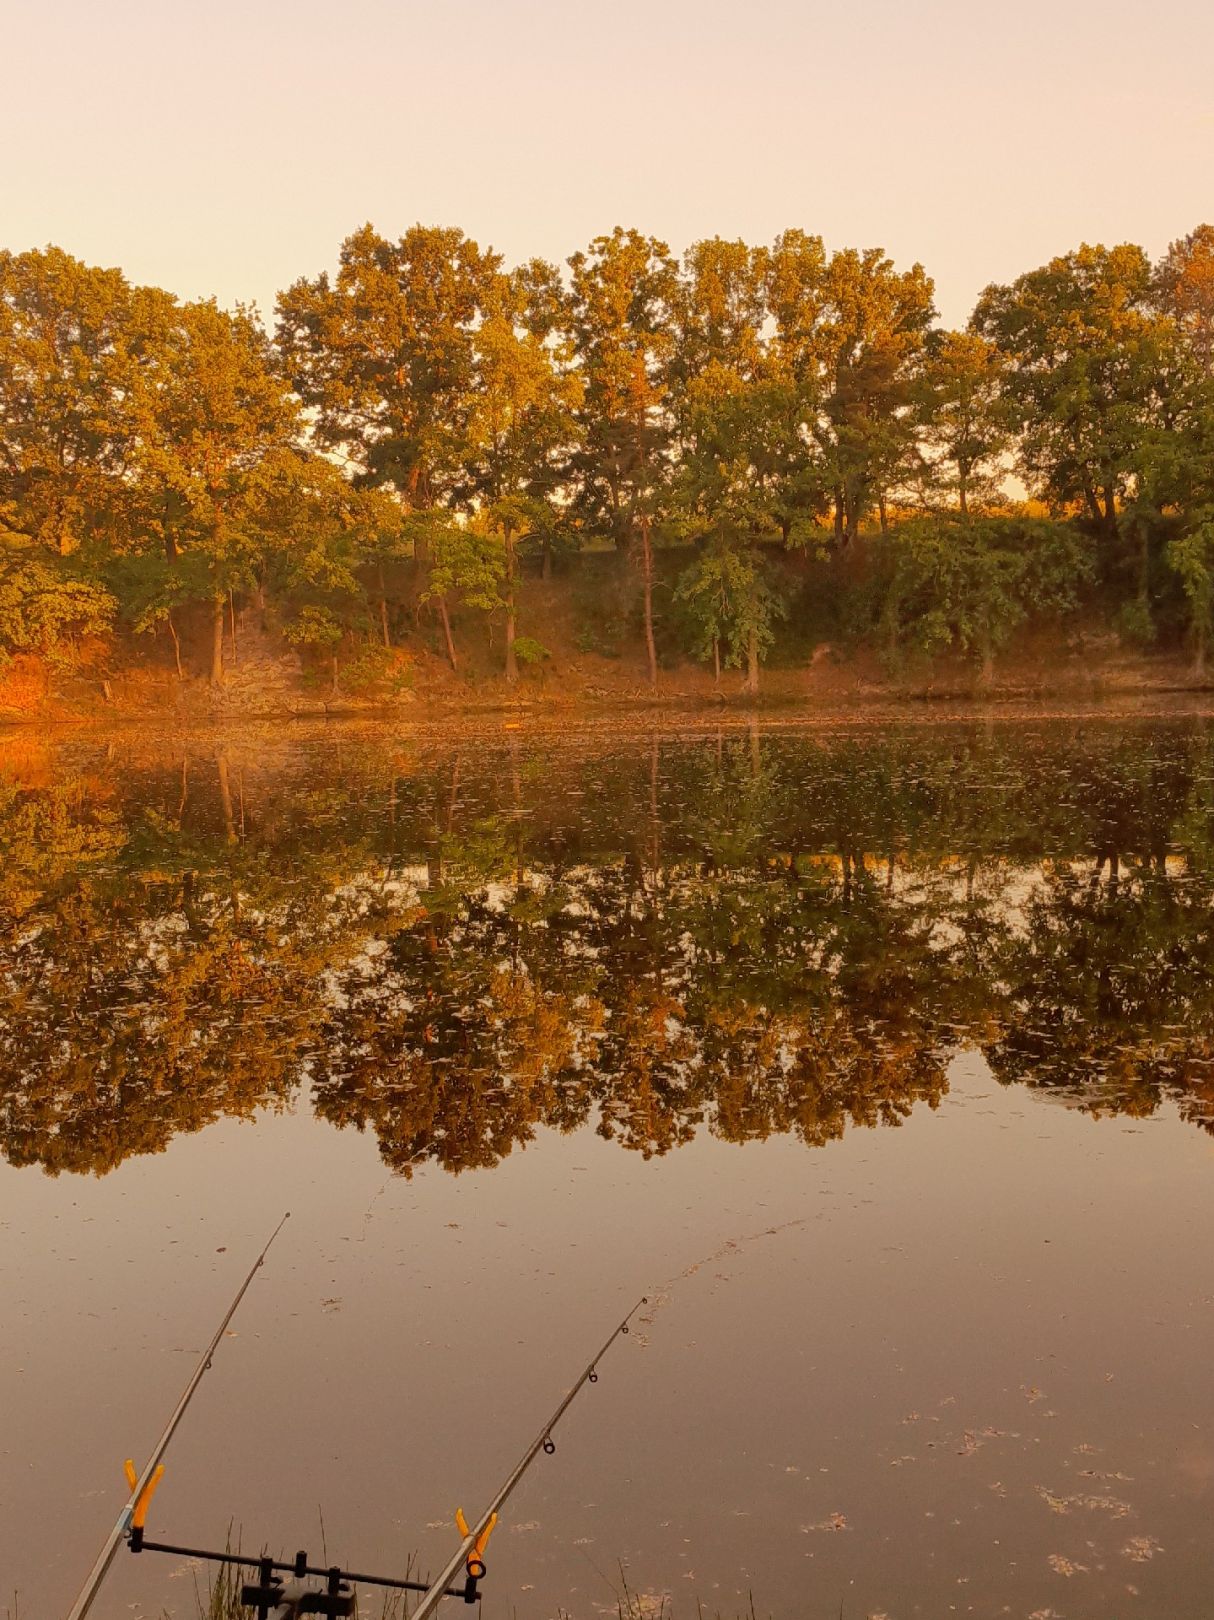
{"left": 4, "top": 0, "right": 1211, "bottom": 328}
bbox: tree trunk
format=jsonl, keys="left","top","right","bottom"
{"left": 1194, "top": 615, "right": 1208, "bottom": 680}
{"left": 406, "top": 470, "right": 430, "bottom": 567}
{"left": 743, "top": 625, "right": 759, "bottom": 695}
{"left": 166, "top": 611, "right": 183, "bottom": 680}
{"left": 844, "top": 487, "right": 861, "bottom": 544}
{"left": 228, "top": 590, "right": 238, "bottom": 667}
{"left": 504, "top": 528, "right": 518, "bottom": 684}
{"left": 640, "top": 514, "right": 657, "bottom": 690}
{"left": 958, "top": 470, "right": 969, "bottom": 521}
{"left": 877, "top": 493, "right": 888, "bottom": 535}
{"left": 210, "top": 596, "right": 225, "bottom": 686}
{"left": 378, "top": 564, "right": 391, "bottom": 648}
{"left": 1102, "top": 480, "right": 1118, "bottom": 536}
{"left": 438, "top": 594, "right": 458, "bottom": 671}
{"left": 713, "top": 637, "right": 720, "bottom": 685}
{"left": 541, "top": 538, "right": 552, "bottom": 581}
{"left": 1137, "top": 519, "right": 1151, "bottom": 607}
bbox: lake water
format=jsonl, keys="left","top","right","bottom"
{"left": 3, "top": 716, "right": 1214, "bottom": 1620}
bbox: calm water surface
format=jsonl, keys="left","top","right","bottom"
{"left": 3, "top": 718, "right": 1214, "bottom": 1619}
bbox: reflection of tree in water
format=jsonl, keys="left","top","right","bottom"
{"left": 983, "top": 856, "right": 1214, "bottom": 1127}
{"left": 5, "top": 723, "right": 1214, "bottom": 1176}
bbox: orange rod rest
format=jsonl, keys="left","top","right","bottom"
{"left": 454, "top": 1508, "right": 497, "bottom": 1561}
{"left": 123, "top": 1459, "right": 165, "bottom": 1530}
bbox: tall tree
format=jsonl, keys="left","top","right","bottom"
{"left": 567, "top": 228, "right": 680, "bottom": 689}
{"left": 0, "top": 246, "right": 170, "bottom": 557}
{"left": 275, "top": 225, "right": 501, "bottom": 640}
{"left": 463, "top": 262, "right": 580, "bottom": 681}
{"left": 129, "top": 300, "right": 304, "bottom": 683}
{"left": 971, "top": 244, "right": 1172, "bottom": 545}
{"left": 671, "top": 239, "right": 787, "bottom": 692}
{"left": 765, "top": 234, "right": 935, "bottom": 544}
{"left": 417, "top": 516, "right": 505, "bottom": 672}
{"left": 915, "top": 330, "right": 1008, "bottom": 517}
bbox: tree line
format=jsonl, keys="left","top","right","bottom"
{"left": 2, "top": 224, "right": 1213, "bottom": 692}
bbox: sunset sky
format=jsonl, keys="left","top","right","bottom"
{"left": 5, "top": 0, "right": 1212, "bottom": 325}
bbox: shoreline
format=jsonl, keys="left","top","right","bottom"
{"left": 5, "top": 683, "right": 1214, "bottom": 743}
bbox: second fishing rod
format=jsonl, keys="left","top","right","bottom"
{"left": 410, "top": 1294, "right": 649, "bottom": 1620}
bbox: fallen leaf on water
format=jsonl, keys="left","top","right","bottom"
{"left": 802, "top": 1512, "right": 848, "bottom": 1533}
{"left": 1122, "top": 1535, "right": 1162, "bottom": 1562}
{"left": 1047, "top": 1554, "right": 1088, "bottom": 1577}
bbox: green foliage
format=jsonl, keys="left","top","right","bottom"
{"left": 277, "top": 224, "right": 500, "bottom": 505}
{"left": 675, "top": 544, "right": 786, "bottom": 671}
{"left": 571, "top": 560, "right": 633, "bottom": 658}
{"left": 875, "top": 517, "right": 1091, "bottom": 674}
{"left": 282, "top": 603, "right": 343, "bottom": 650}
{"left": 339, "top": 640, "right": 413, "bottom": 695}
{"left": 1165, "top": 515, "right": 1214, "bottom": 667}
{"left": 972, "top": 244, "right": 1180, "bottom": 542}
{"left": 420, "top": 522, "right": 505, "bottom": 614}
{"left": 1113, "top": 595, "right": 1157, "bottom": 650}
{"left": 915, "top": 330, "right": 1008, "bottom": 514}
{"left": 0, "top": 548, "right": 116, "bottom": 666}
{"left": 511, "top": 635, "right": 550, "bottom": 667}
{"left": 764, "top": 231, "right": 936, "bottom": 542}
{"left": 0, "top": 246, "right": 169, "bottom": 559}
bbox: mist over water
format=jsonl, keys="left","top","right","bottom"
{"left": 4, "top": 718, "right": 1214, "bottom": 1619}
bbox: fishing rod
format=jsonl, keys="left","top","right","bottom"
{"left": 409, "top": 1294, "right": 649, "bottom": 1620}
{"left": 65, "top": 1233, "right": 645, "bottom": 1619}
{"left": 65, "top": 1212, "right": 291, "bottom": 1620}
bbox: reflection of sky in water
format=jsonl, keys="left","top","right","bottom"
{"left": 3, "top": 721, "right": 1214, "bottom": 1617}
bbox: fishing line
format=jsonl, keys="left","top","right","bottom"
{"left": 636, "top": 1213, "right": 814, "bottom": 1338}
